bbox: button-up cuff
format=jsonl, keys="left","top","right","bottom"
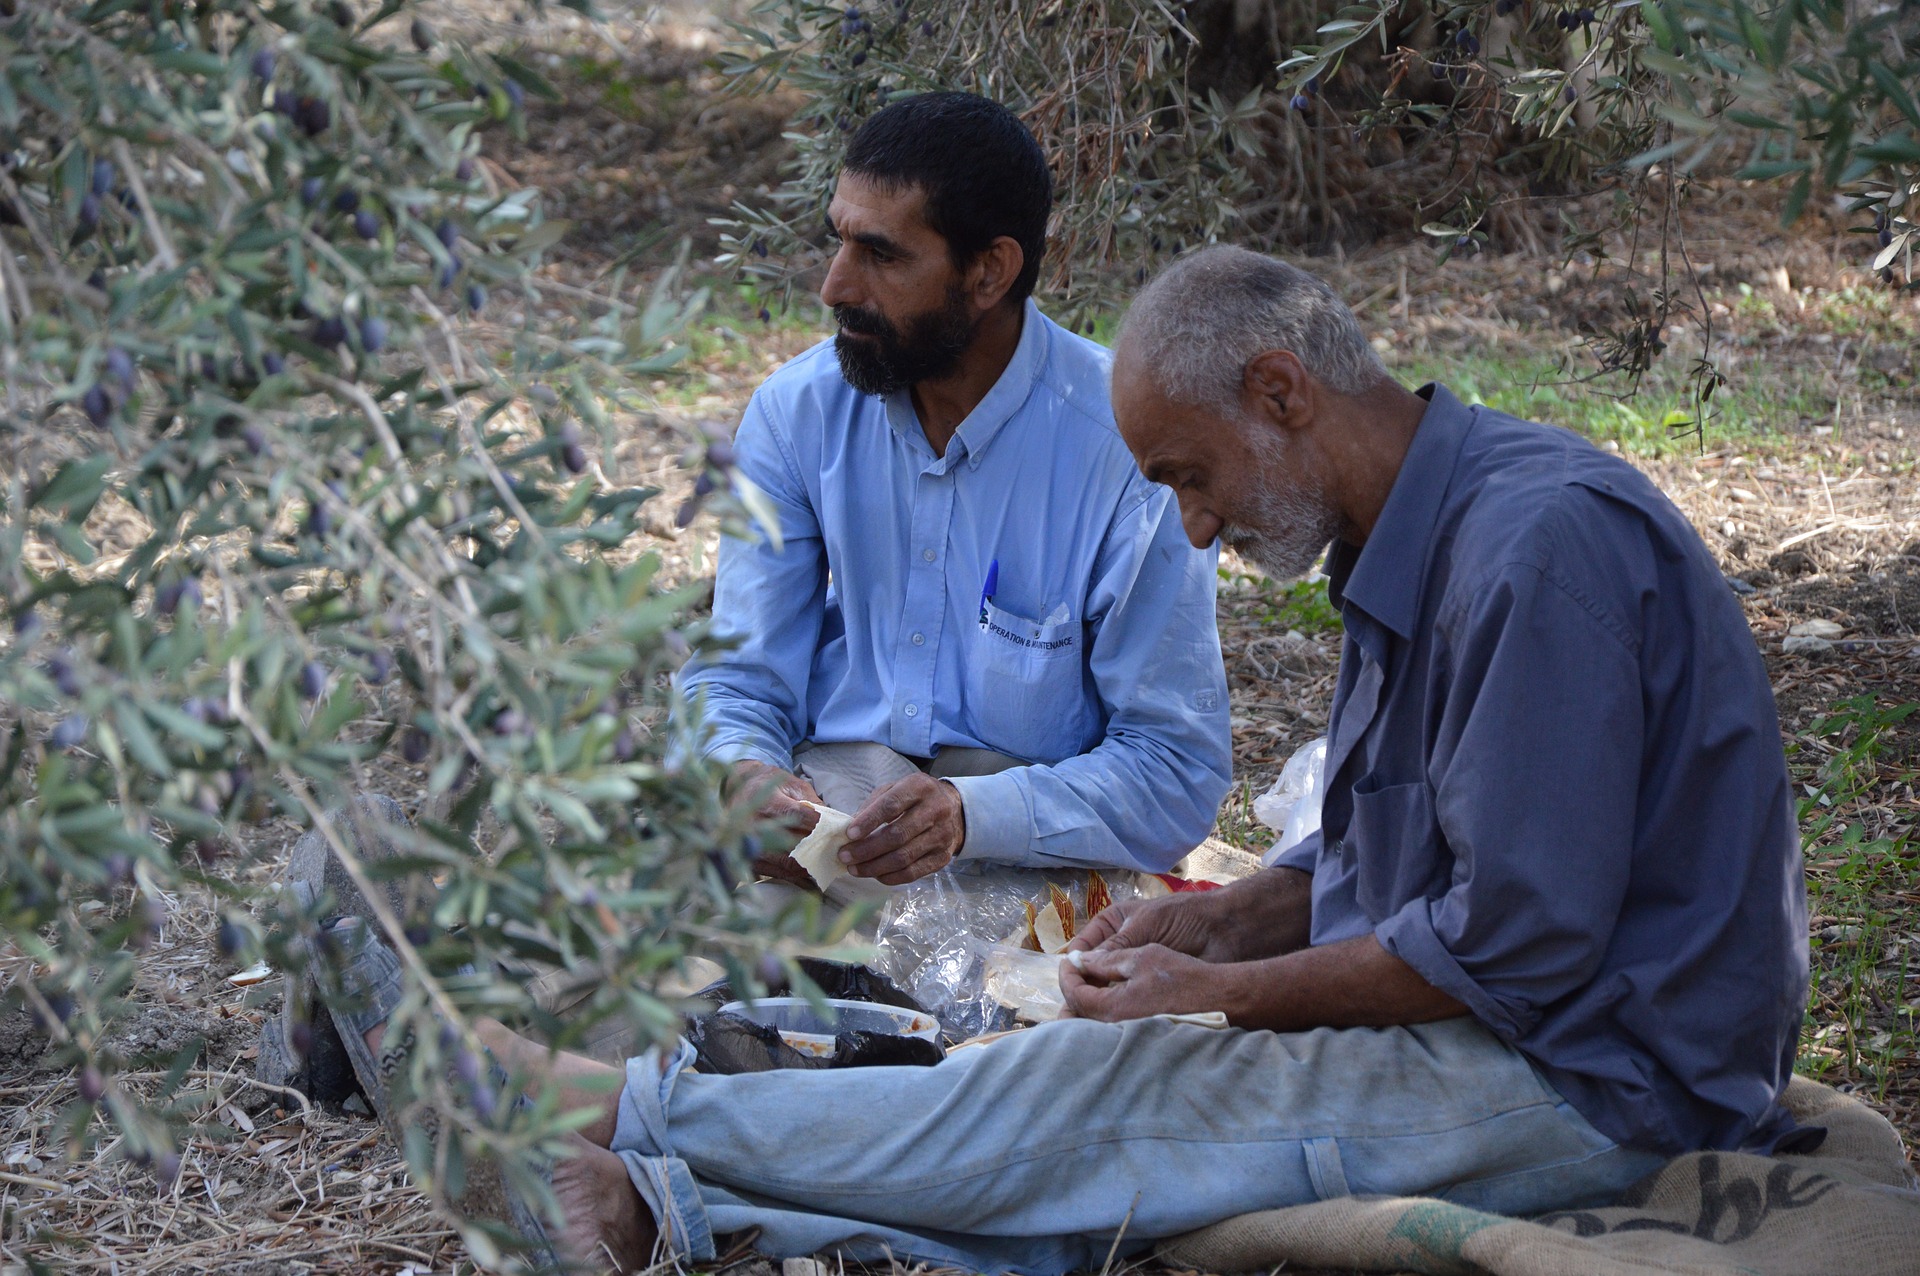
{"left": 945, "top": 771, "right": 1031, "bottom": 862}
{"left": 1265, "top": 830, "right": 1322, "bottom": 872}
{"left": 702, "top": 737, "right": 793, "bottom": 772}
{"left": 1374, "top": 898, "right": 1532, "bottom": 1041}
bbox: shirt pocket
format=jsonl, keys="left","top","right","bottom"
{"left": 963, "top": 598, "right": 1091, "bottom": 763}
{"left": 1347, "top": 779, "right": 1449, "bottom": 921}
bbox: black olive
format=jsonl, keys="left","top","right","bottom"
{"left": 82, "top": 383, "right": 110, "bottom": 426}
{"left": 251, "top": 48, "right": 276, "bottom": 81}
{"left": 298, "top": 660, "right": 327, "bottom": 699}
{"left": 46, "top": 655, "right": 81, "bottom": 697}
{"left": 295, "top": 96, "right": 330, "bottom": 137}
{"left": 51, "top": 714, "right": 88, "bottom": 750}
{"left": 353, "top": 209, "right": 378, "bottom": 239}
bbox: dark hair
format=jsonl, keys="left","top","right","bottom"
{"left": 842, "top": 92, "right": 1052, "bottom": 302}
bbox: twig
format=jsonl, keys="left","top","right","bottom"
{"left": 1096, "top": 1191, "right": 1141, "bottom": 1276}
{"left": 110, "top": 137, "right": 179, "bottom": 271}
{"left": 181, "top": 1069, "right": 314, "bottom": 1117}
{"left": 0, "top": 1169, "right": 61, "bottom": 1191}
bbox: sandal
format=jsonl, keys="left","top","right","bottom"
{"left": 323, "top": 916, "right": 569, "bottom": 1273}
{"left": 278, "top": 797, "right": 570, "bottom": 1273}
{"left": 261, "top": 794, "right": 427, "bottom": 1108}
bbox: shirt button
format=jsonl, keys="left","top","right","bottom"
{"left": 921, "top": 548, "right": 936, "bottom": 562}
{"left": 911, "top": 632, "right": 925, "bottom": 646}
{"left": 904, "top": 704, "right": 918, "bottom": 717}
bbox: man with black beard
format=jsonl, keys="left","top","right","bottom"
{"left": 678, "top": 93, "right": 1231, "bottom": 891}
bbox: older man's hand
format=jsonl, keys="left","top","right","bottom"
{"left": 840, "top": 773, "right": 965, "bottom": 885}
{"left": 1058, "top": 944, "right": 1227, "bottom": 1021}
{"left": 1072, "top": 868, "right": 1318, "bottom": 966}
{"left": 1068, "top": 893, "right": 1228, "bottom": 962}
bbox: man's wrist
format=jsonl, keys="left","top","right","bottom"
{"left": 944, "top": 771, "right": 1026, "bottom": 861}
{"left": 1200, "top": 956, "right": 1260, "bottom": 1024}
{"left": 940, "top": 779, "right": 966, "bottom": 859}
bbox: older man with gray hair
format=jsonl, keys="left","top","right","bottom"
{"left": 303, "top": 247, "right": 1811, "bottom": 1275}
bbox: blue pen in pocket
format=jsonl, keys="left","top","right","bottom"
{"left": 978, "top": 558, "right": 999, "bottom": 630}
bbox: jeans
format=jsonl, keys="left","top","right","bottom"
{"left": 610, "top": 1013, "right": 1664, "bottom": 1275}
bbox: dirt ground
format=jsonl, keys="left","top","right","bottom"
{"left": 3, "top": 2, "right": 1918, "bottom": 1273}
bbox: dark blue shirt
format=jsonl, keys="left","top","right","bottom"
{"left": 1276, "top": 385, "right": 1809, "bottom": 1154}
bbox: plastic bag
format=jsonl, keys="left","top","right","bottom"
{"left": 685, "top": 959, "right": 945, "bottom": 1074}
{"left": 1253, "top": 736, "right": 1327, "bottom": 867}
{"left": 869, "top": 862, "right": 1151, "bottom": 1039}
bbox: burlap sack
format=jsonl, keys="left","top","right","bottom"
{"left": 1158, "top": 1076, "right": 1920, "bottom": 1276}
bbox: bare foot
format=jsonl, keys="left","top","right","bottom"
{"left": 551, "top": 1132, "right": 658, "bottom": 1273}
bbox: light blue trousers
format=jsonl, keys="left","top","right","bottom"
{"left": 611, "top": 1015, "right": 1664, "bottom": 1276}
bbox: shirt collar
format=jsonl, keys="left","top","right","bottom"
{"left": 1326, "top": 383, "right": 1475, "bottom": 639}
{"left": 883, "top": 299, "right": 1048, "bottom": 470}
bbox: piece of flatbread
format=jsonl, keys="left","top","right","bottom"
{"left": 1032, "top": 901, "right": 1070, "bottom": 954}
{"left": 790, "top": 801, "right": 853, "bottom": 891}
{"left": 983, "top": 945, "right": 1070, "bottom": 1021}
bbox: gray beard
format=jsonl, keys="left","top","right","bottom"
{"left": 1219, "top": 435, "right": 1341, "bottom": 582}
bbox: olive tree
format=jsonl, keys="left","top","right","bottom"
{"left": 718, "top": 0, "right": 1915, "bottom": 336}
{"left": 0, "top": 0, "right": 816, "bottom": 1261}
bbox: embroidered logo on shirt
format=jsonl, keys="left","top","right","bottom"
{"left": 984, "top": 621, "right": 1074, "bottom": 651}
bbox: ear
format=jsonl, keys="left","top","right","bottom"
{"left": 966, "top": 236, "right": 1025, "bottom": 310}
{"left": 1243, "top": 349, "right": 1314, "bottom": 433}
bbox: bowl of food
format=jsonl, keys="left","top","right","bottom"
{"left": 716, "top": 996, "right": 939, "bottom": 1058}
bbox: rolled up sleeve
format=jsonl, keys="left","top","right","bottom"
{"left": 948, "top": 488, "right": 1233, "bottom": 872}
{"left": 1374, "top": 563, "right": 1641, "bottom": 1042}
{"left": 676, "top": 395, "right": 825, "bottom": 772}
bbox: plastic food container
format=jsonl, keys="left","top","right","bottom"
{"left": 716, "top": 996, "right": 940, "bottom": 1058}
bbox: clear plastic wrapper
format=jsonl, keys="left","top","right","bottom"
{"left": 981, "top": 944, "right": 1074, "bottom": 1022}
{"left": 869, "top": 862, "right": 1152, "bottom": 1038}
{"left": 1254, "top": 736, "right": 1327, "bottom": 866}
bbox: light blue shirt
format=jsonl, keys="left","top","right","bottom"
{"left": 679, "top": 302, "right": 1231, "bottom": 872}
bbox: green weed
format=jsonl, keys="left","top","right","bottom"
{"left": 1790, "top": 694, "right": 1920, "bottom": 1097}
{"left": 1221, "top": 569, "right": 1344, "bottom": 637}
{"left": 1388, "top": 348, "right": 1812, "bottom": 456}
